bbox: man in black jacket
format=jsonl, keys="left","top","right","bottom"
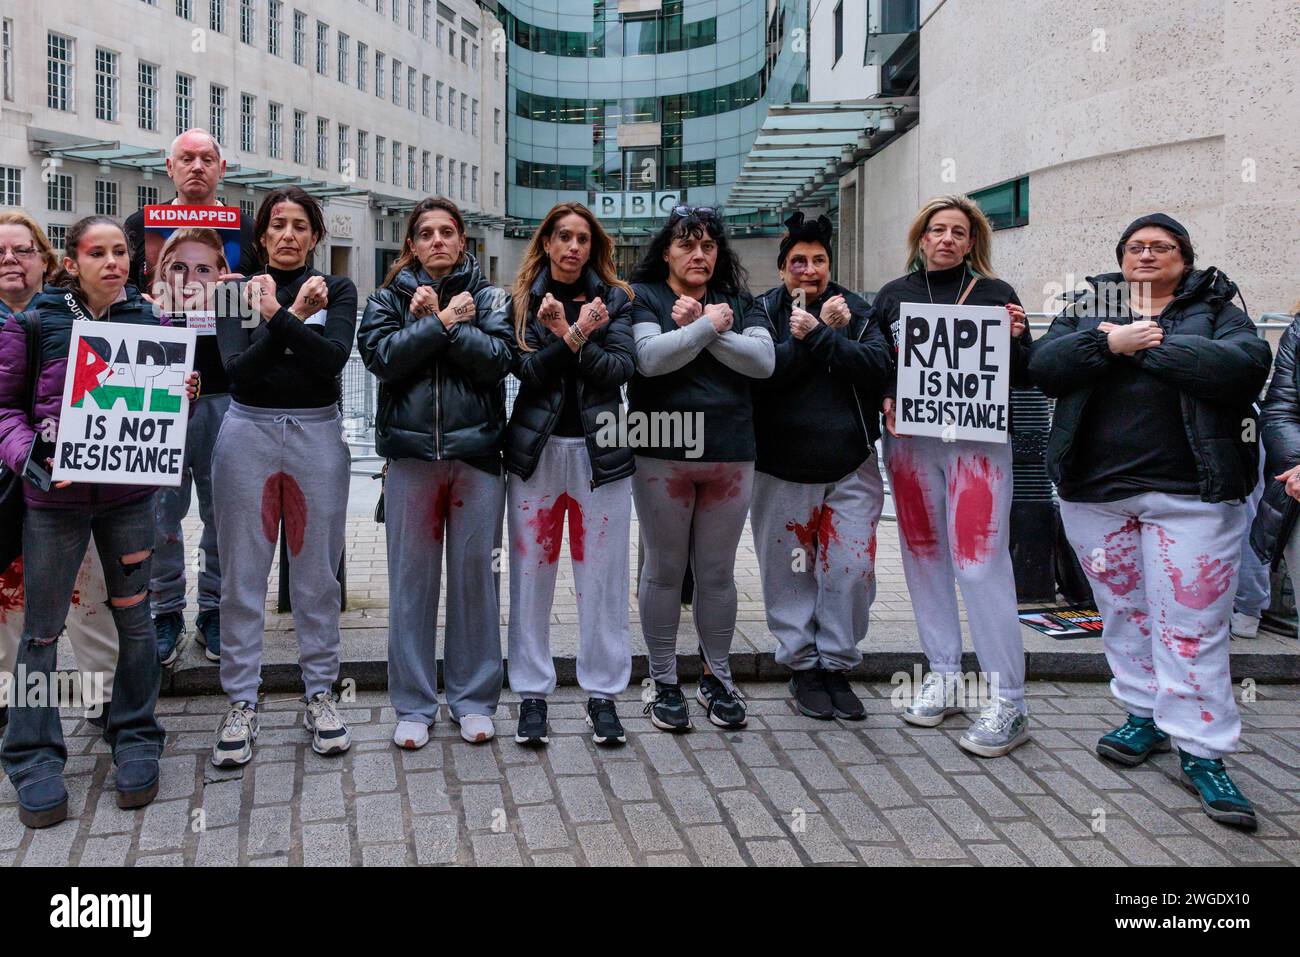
{"left": 124, "top": 128, "right": 259, "bottom": 667}
{"left": 749, "top": 212, "right": 893, "bottom": 720}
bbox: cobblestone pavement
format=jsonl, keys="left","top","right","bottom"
{"left": 3, "top": 681, "right": 1298, "bottom": 867}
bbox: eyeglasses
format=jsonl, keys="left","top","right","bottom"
{"left": 670, "top": 205, "right": 717, "bottom": 222}
{"left": 1123, "top": 242, "right": 1180, "bottom": 256}
{"left": 0, "top": 246, "right": 39, "bottom": 261}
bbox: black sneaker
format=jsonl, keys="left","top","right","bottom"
{"left": 821, "top": 669, "right": 865, "bottom": 720}
{"left": 154, "top": 612, "right": 184, "bottom": 667}
{"left": 696, "top": 674, "right": 747, "bottom": 729}
{"left": 195, "top": 608, "right": 221, "bottom": 662}
{"left": 643, "top": 682, "right": 690, "bottom": 732}
{"left": 586, "top": 697, "right": 627, "bottom": 746}
{"left": 514, "top": 698, "right": 549, "bottom": 746}
{"left": 789, "top": 668, "right": 834, "bottom": 719}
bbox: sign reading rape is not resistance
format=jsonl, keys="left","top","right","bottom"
{"left": 53, "top": 321, "right": 196, "bottom": 486}
{"left": 896, "top": 302, "right": 1011, "bottom": 444}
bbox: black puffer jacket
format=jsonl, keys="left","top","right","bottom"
{"left": 750, "top": 281, "right": 892, "bottom": 483}
{"left": 1029, "top": 268, "right": 1271, "bottom": 504}
{"left": 504, "top": 267, "right": 636, "bottom": 488}
{"left": 1251, "top": 314, "right": 1300, "bottom": 566}
{"left": 358, "top": 254, "right": 514, "bottom": 461}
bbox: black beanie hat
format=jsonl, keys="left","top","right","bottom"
{"left": 1116, "top": 213, "right": 1194, "bottom": 266}
{"left": 778, "top": 211, "right": 833, "bottom": 269}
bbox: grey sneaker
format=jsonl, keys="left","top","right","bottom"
{"left": 959, "top": 696, "right": 1030, "bottom": 758}
{"left": 304, "top": 692, "right": 352, "bottom": 756}
{"left": 212, "top": 702, "right": 258, "bottom": 768}
{"left": 902, "top": 671, "right": 963, "bottom": 727}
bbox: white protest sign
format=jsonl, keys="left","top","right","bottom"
{"left": 53, "top": 320, "right": 196, "bottom": 486}
{"left": 895, "top": 302, "right": 1010, "bottom": 444}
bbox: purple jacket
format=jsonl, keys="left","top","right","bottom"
{"left": 0, "top": 284, "right": 169, "bottom": 510}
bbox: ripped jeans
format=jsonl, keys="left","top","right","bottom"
{"left": 1, "top": 496, "right": 164, "bottom": 791}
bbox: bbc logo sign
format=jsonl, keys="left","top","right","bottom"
{"left": 593, "top": 191, "right": 682, "bottom": 219}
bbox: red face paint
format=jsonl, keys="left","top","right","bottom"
{"left": 949, "top": 455, "right": 1000, "bottom": 568}
{"left": 0, "top": 557, "right": 23, "bottom": 622}
{"left": 1081, "top": 517, "right": 1142, "bottom": 597}
{"left": 261, "top": 472, "right": 308, "bottom": 556}
{"left": 528, "top": 493, "right": 585, "bottom": 563}
{"left": 889, "top": 454, "right": 938, "bottom": 560}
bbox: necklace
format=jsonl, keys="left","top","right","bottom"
{"left": 924, "top": 261, "right": 967, "bottom": 305}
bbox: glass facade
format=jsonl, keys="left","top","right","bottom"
{"left": 503, "top": 0, "right": 807, "bottom": 236}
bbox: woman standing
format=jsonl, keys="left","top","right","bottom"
{"left": 358, "top": 198, "right": 514, "bottom": 747}
{"left": 1253, "top": 297, "right": 1300, "bottom": 618}
{"left": 0, "top": 211, "right": 117, "bottom": 734}
{"left": 629, "top": 207, "right": 774, "bottom": 732}
{"left": 505, "top": 203, "right": 635, "bottom": 747}
{"left": 211, "top": 187, "right": 357, "bottom": 768}
{"left": 874, "top": 195, "right": 1033, "bottom": 757}
{"left": 0, "top": 216, "right": 197, "bottom": 827}
{"left": 1031, "top": 214, "right": 1269, "bottom": 829}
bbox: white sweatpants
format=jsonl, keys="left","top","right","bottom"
{"left": 882, "top": 434, "right": 1026, "bottom": 711}
{"left": 1059, "top": 492, "right": 1245, "bottom": 759}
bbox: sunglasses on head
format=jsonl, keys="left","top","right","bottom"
{"left": 670, "top": 205, "right": 718, "bottom": 222}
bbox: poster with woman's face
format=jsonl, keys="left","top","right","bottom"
{"left": 143, "top": 206, "right": 241, "bottom": 333}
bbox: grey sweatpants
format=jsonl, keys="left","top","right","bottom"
{"left": 150, "top": 392, "right": 231, "bottom": 615}
{"left": 751, "top": 459, "right": 885, "bottom": 672}
{"left": 632, "top": 455, "right": 754, "bottom": 691}
{"left": 386, "top": 458, "right": 505, "bottom": 723}
{"left": 507, "top": 437, "right": 632, "bottom": 699}
{"left": 212, "top": 401, "right": 350, "bottom": 705}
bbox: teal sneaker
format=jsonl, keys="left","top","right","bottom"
{"left": 1096, "top": 714, "right": 1171, "bottom": 766}
{"left": 1179, "top": 751, "right": 1257, "bottom": 830}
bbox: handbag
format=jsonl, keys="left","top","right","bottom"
{"left": 0, "top": 311, "right": 43, "bottom": 573}
{"left": 373, "top": 460, "right": 388, "bottom": 524}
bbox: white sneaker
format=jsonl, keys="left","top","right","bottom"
{"left": 1230, "top": 612, "right": 1260, "bottom": 640}
{"left": 304, "top": 692, "right": 352, "bottom": 756}
{"left": 453, "top": 713, "right": 495, "bottom": 744}
{"left": 902, "top": 671, "right": 964, "bottom": 727}
{"left": 393, "top": 719, "right": 431, "bottom": 750}
{"left": 212, "top": 702, "right": 258, "bottom": 768}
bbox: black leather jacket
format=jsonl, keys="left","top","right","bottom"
{"left": 357, "top": 254, "right": 514, "bottom": 461}
{"left": 1252, "top": 313, "right": 1300, "bottom": 565}
{"left": 504, "top": 267, "right": 636, "bottom": 488}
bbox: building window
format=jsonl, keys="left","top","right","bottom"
{"left": 292, "top": 9, "right": 305, "bottom": 65}
{"left": 460, "top": 36, "right": 467, "bottom": 63}
{"left": 137, "top": 184, "right": 159, "bottom": 208}
{"left": 493, "top": 108, "right": 500, "bottom": 144}
{"left": 407, "top": 66, "right": 415, "bottom": 111}
{"left": 471, "top": 43, "right": 478, "bottom": 71}
{"left": 494, "top": 51, "right": 500, "bottom": 81}
{"left": 176, "top": 73, "right": 194, "bottom": 131}
{"left": 421, "top": 0, "right": 430, "bottom": 39}
{"left": 375, "top": 135, "right": 385, "bottom": 182}
{"left": 292, "top": 109, "right": 306, "bottom": 164}
{"left": 833, "top": 1, "right": 843, "bottom": 64}
{"left": 459, "top": 92, "right": 467, "bottom": 131}
{"left": 391, "top": 59, "right": 400, "bottom": 106}
{"left": 357, "top": 41, "right": 367, "bottom": 92}
{"left": 338, "top": 122, "right": 350, "bottom": 173}
{"left": 46, "top": 224, "right": 67, "bottom": 251}
{"left": 337, "top": 32, "right": 349, "bottom": 84}
{"left": 514, "top": 159, "right": 587, "bottom": 191}
{"left": 268, "top": 101, "right": 282, "bottom": 158}
{"left": 407, "top": 145, "right": 415, "bottom": 188}
{"left": 493, "top": 171, "right": 500, "bottom": 207}
{"left": 459, "top": 164, "right": 466, "bottom": 200}
{"left": 471, "top": 166, "right": 477, "bottom": 204}
{"left": 435, "top": 155, "right": 443, "bottom": 194}
{"left": 391, "top": 140, "right": 400, "bottom": 186}
{"left": 239, "top": 198, "right": 255, "bottom": 219}
{"left": 407, "top": 0, "right": 415, "bottom": 31}
{"left": 239, "top": 0, "right": 255, "bottom": 44}
{"left": 357, "top": 130, "right": 368, "bottom": 178}
{"left": 447, "top": 85, "right": 455, "bottom": 125}
{"left": 392, "top": 0, "right": 399, "bottom": 23}
{"left": 315, "top": 116, "right": 328, "bottom": 168}
{"left": 436, "top": 81, "right": 443, "bottom": 122}
{"left": 376, "top": 52, "right": 385, "bottom": 98}
{"left": 436, "top": 21, "right": 443, "bottom": 50}
{"left": 421, "top": 150, "right": 430, "bottom": 192}
{"left": 471, "top": 99, "right": 478, "bottom": 137}
{"left": 389, "top": 220, "right": 398, "bottom": 243}
{"left": 94, "top": 48, "right": 118, "bottom": 121}
{"left": 2, "top": 19, "right": 13, "bottom": 102}
{"left": 0, "top": 166, "right": 21, "bottom": 207}
{"left": 176, "top": 0, "right": 193, "bottom": 20}
{"left": 137, "top": 61, "right": 158, "bottom": 130}
{"left": 268, "top": 0, "right": 282, "bottom": 55}
{"left": 240, "top": 92, "right": 256, "bottom": 152}
{"left": 47, "top": 33, "right": 73, "bottom": 112}
{"left": 421, "top": 74, "right": 430, "bottom": 117}
{"left": 449, "top": 29, "right": 455, "bottom": 56}
{"left": 94, "top": 180, "right": 119, "bottom": 217}
{"left": 971, "top": 176, "right": 1030, "bottom": 230}
{"left": 47, "top": 172, "right": 73, "bottom": 212}
{"left": 374, "top": 217, "right": 383, "bottom": 242}
{"left": 209, "top": 0, "right": 226, "bottom": 33}
{"left": 446, "top": 159, "right": 455, "bottom": 198}
{"left": 209, "top": 83, "right": 227, "bottom": 144}
{"left": 316, "top": 22, "right": 328, "bottom": 75}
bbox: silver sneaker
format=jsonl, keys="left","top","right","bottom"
{"left": 304, "top": 692, "right": 352, "bottom": 756}
{"left": 959, "top": 696, "right": 1030, "bottom": 758}
{"left": 212, "top": 702, "right": 258, "bottom": 768}
{"left": 902, "top": 672, "right": 963, "bottom": 727}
